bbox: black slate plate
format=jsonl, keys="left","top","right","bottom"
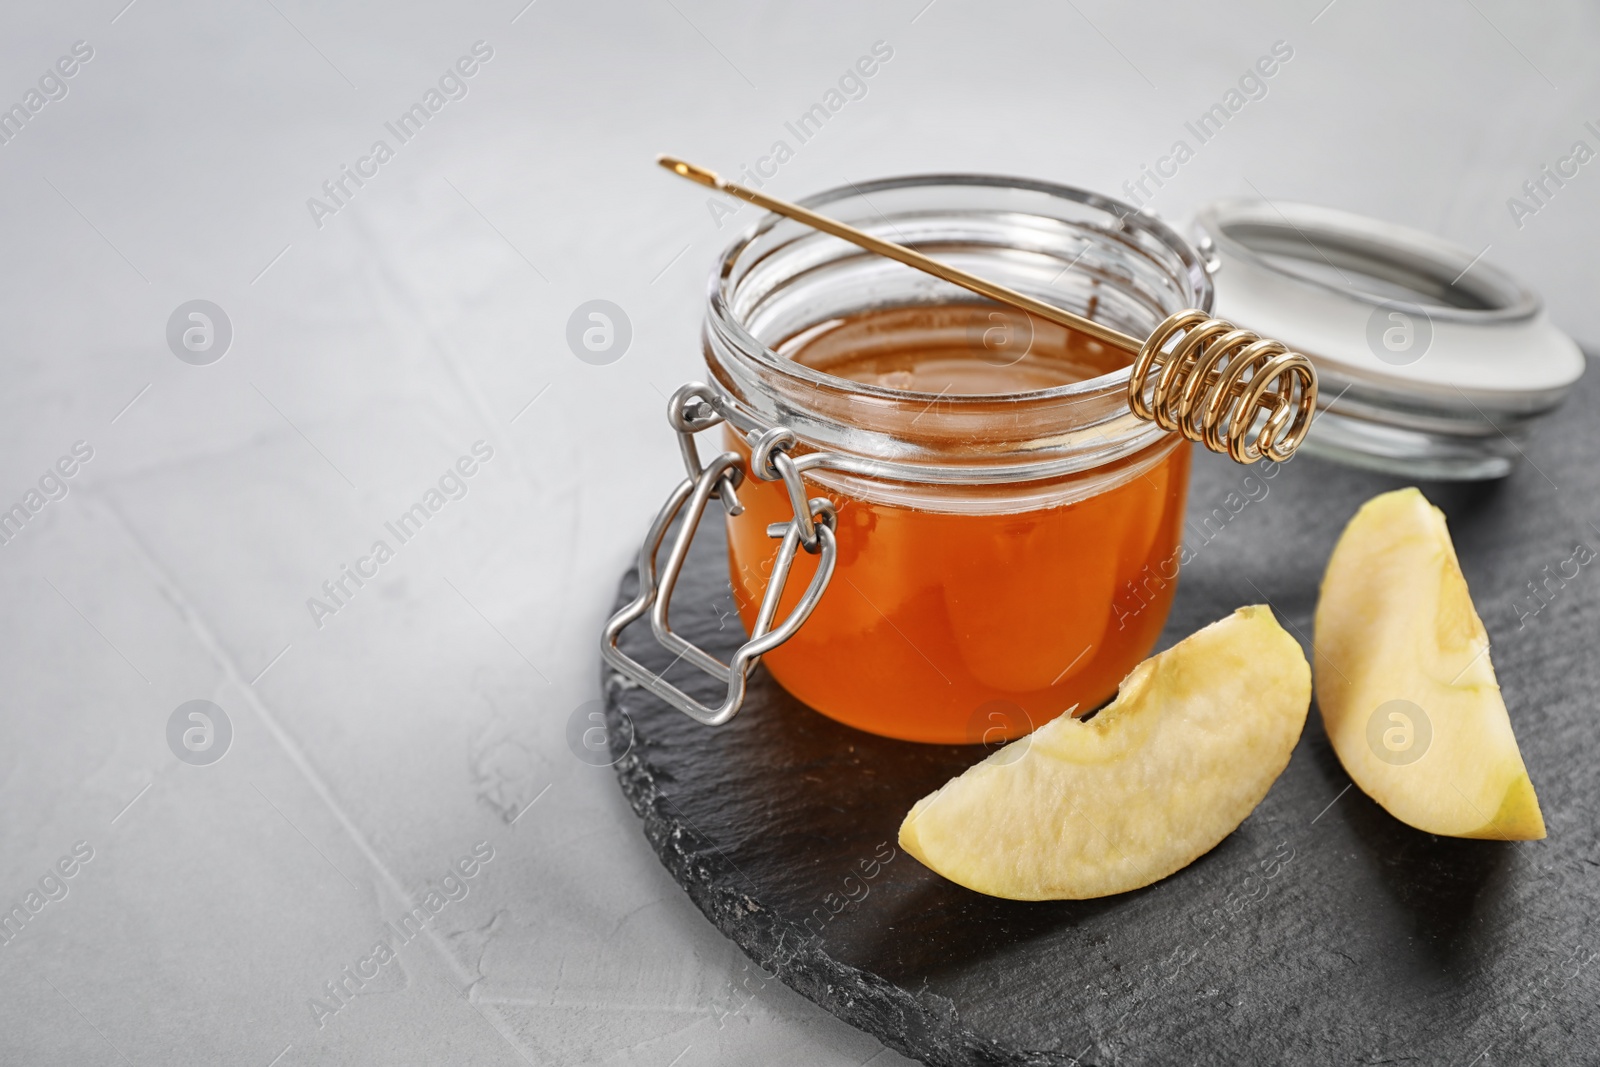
{"left": 601, "top": 363, "right": 1600, "bottom": 1066}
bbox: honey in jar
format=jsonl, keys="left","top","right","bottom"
{"left": 724, "top": 304, "right": 1190, "bottom": 744}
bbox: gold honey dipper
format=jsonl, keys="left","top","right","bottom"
{"left": 658, "top": 156, "right": 1317, "bottom": 464}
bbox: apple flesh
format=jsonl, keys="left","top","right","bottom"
{"left": 899, "top": 605, "right": 1310, "bottom": 900}
{"left": 1315, "top": 487, "right": 1544, "bottom": 840}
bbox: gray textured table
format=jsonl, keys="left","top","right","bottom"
{"left": 1, "top": 2, "right": 1595, "bottom": 1064}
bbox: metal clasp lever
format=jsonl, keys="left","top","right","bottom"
{"left": 601, "top": 385, "right": 837, "bottom": 727}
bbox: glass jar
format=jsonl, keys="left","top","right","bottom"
{"left": 691, "top": 175, "right": 1211, "bottom": 744}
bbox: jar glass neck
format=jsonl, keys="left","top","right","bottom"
{"left": 703, "top": 175, "right": 1212, "bottom": 489}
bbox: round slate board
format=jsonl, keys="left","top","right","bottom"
{"left": 600, "top": 365, "right": 1600, "bottom": 1066}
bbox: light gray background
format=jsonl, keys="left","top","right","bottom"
{"left": 0, "top": 1, "right": 1594, "bottom": 1064}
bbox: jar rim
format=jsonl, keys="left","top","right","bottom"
{"left": 706, "top": 173, "right": 1214, "bottom": 405}
{"left": 699, "top": 174, "right": 1210, "bottom": 497}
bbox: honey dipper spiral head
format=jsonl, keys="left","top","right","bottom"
{"left": 1128, "top": 310, "right": 1318, "bottom": 463}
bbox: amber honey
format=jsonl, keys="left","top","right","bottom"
{"left": 724, "top": 305, "right": 1191, "bottom": 744}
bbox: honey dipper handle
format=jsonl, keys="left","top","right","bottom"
{"left": 656, "top": 156, "right": 1144, "bottom": 356}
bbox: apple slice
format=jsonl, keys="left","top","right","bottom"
{"left": 899, "top": 606, "right": 1310, "bottom": 900}
{"left": 1314, "top": 487, "right": 1545, "bottom": 840}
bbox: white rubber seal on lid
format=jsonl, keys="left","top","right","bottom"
{"left": 1194, "top": 199, "right": 1585, "bottom": 479}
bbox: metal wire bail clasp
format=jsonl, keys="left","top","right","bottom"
{"left": 601, "top": 383, "right": 838, "bottom": 726}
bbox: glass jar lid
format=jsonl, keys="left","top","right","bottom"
{"left": 1194, "top": 198, "right": 1586, "bottom": 480}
